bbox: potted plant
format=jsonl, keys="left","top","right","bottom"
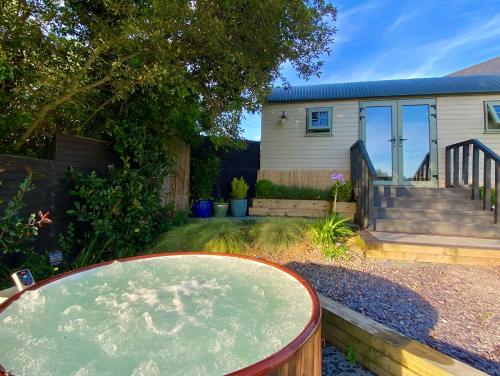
{"left": 190, "top": 154, "right": 220, "bottom": 218}
{"left": 213, "top": 199, "right": 229, "bottom": 217}
{"left": 230, "top": 177, "right": 249, "bottom": 217}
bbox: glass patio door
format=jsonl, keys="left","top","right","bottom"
{"left": 360, "top": 99, "right": 437, "bottom": 185}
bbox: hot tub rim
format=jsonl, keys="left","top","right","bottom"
{"left": 0, "top": 252, "right": 321, "bottom": 376}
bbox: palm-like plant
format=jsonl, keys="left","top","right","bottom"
{"left": 309, "top": 214, "right": 355, "bottom": 258}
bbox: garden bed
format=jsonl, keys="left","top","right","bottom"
{"left": 251, "top": 246, "right": 500, "bottom": 375}
{"left": 249, "top": 199, "right": 356, "bottom": 218}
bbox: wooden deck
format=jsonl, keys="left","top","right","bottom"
{"left": 361, "top": 231, "right": 500, "bottom": 266}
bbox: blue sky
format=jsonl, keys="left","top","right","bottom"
{"left": 241, "top": 0, "right": 500, "bottom": 140}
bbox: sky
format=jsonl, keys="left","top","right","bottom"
{"left": 241, "top": 0, "right": 500, "bottom": 141}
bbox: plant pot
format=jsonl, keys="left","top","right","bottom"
{"left": 230, "top": 199, "right": 247, "bottom": 217}
{"left": 193, "top": 199, "right": 212, "bottom": 218}
{"left": 213, "top": 203, "right": 229, "bottom": 217}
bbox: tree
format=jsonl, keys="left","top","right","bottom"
{"left": 0, "top": 0, "right": 336, "bottom": 151}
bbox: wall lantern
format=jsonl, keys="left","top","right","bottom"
{"left": 279, "top": 111, "right": 287, "bottom": 125}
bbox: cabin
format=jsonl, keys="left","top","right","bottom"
{"left": 259, "top": 75, "right": 500, "bottom": 240}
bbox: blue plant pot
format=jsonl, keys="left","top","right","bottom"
{"left": 193, "top": 199, "right": 212, "bottom": 218}
{"left": 230, "top": 199, "right": 247, "bottom": 217}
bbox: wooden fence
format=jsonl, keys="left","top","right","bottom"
{"left": 0, "top": 135, "right": 116, "bottom": 252}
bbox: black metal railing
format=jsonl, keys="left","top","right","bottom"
{"left": 413, "top": 153, "right": 430, "bottom": 181}
{"left": 445, "top": 139, "right": 499, "bottom": 224}
{"left": 350, "top": 140, "right": 377, "bottom": 228}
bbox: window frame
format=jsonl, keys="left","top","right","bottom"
{"left": 305, "top": 107, "right": 333, "bottom": 136}
{"left": 484, "top": 101, "right": 500, "bottom": 133}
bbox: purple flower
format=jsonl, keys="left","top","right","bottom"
{"left": 331, "top": 173, "right": 345, "bottom": 184}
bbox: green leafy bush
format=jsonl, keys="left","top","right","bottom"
{"left": 310, "top": 214, "right": 355, "bottom": 258}
{"left": 251, "top": 218, "right": 308, "bottom": 251}
{"left": 191, "top": 153, "right": 220, "bottom": 200}
{"left": 0, "top": 170, "right": 53, "bottom": 288}
{"left": 255, "top": 179, "right": 353, "bottom": 202}
{"left": 480, "top": 187, "right": 497, "bottom": 206}
{"left": 68, "top": 121, "right": 172, "bottom": 268}
{"left": 154, "top": 219, "right": 248, "bottom": 254}
{"left": 231, "top": 177, "right": 249, "bottom": 199}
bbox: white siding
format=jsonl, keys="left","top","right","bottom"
{"left": 261, "top": 100, "right": 358, "bottom": 170}
{"left": 437, "top": 94, "right": 500, "bottom": 186}
{"left": 261, "top": 94, "right": 500, "bottom": 187}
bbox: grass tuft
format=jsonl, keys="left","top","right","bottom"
{"left": 251, "top": 218, "right": 309, "bottom": 251}
{"left": 154, "top": 219, "right": 248, "bottom": 254}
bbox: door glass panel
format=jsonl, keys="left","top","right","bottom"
{"left": 365, "top": 106, "right": 393, "bottom": 180}
{"left": 401, "top": 105, "right": 430, "bottom": 181}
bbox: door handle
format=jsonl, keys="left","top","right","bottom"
{"left": 399, "top": 138, "right": 408, "bottom": 142}
{"left": 388, "top": 138, "right": 396, "bottom": 143}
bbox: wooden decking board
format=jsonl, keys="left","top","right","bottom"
{"left": 361, "top": 231, "right": 500, "bottom": 265}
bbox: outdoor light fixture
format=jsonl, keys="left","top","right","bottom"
{"left": 279, "top": 111, "right": 287, "bottom": 125}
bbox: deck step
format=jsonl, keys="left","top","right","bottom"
{"left": 374, "top": 186, "right": 471, "bottom": 198}
{"left": 374, "top": 208, "right": 493, "bottom": 223}
{"left": 375, "top": 219, "right": 500, "bottom": 238}
{"left": 362, "top": 231, "right": 500, "bottom": 265}
{"left": 376, "top": 197, "right": 482, "bottom": 210}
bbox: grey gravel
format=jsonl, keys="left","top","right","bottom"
{"left": 248, "top": 245, "right": 500, "bottom": 375}
{"left": 322, "top": 344, "right": 373, "bottom": 375}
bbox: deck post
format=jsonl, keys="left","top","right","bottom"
{"left": 495, "top": 162, "right": 499, "bottom": 224}
{"left": 453, "top": 147, "right": 459, "bottom": 187}
{"left": 472, "top": 145, "right": 480, "bottom": 200}
{"left": 484, "top": 156, "right": 491, "bottom": 210}
{"left": 462, "top": 144, "right": 469, "bottom": 185}
{"left": 445, "top": 148, "right": 451, "bottom": 187}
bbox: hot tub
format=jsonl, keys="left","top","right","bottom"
{"left": 0, "top": 253, "right": 321, "bottom": 376}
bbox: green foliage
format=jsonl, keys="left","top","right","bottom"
{"left": 0, "top": 171, "right": 38, "bottom": 254}
{"left": 0, "top": 170, "right": 53, "bottom": 288}
{"left": 345, "top": 345, "right": 357, "bottom": 365}
{"left": 154, "top": 219, "right": 248, "bottom": 254}
{"left": 191, "top": 153, "right": 220, "bottom": 200}
{"left": 251, "top": 218, "right": 308, "bottom": 251}
{"left": 310, "top": 214, "right": 355, "bottom": 259}
{"left": 330, "top": 180, "right": 353, "bottom": 202}
{"left": 256, "top": 180, "right": 353, "bottom": 202}
{"left": 1, "top": 0, "right": 336, "bottom": 153}
{"left": 480, "top": 187, "right": 497, "bottom": 206}
{"left": 68, "top": 120, "right": 172, "bottom": 268}
{"left": 231, "top": 177, "right": 249, "bottom": 199}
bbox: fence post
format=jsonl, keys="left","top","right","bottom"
{"left": 484, "top": 156, "right": 491, "bottom": 210}
{"left": 462, "top": 144, "right": 469, "bottom": 185}
{"left": 445, "top": 147, "right": 451, "bottom": 187}
{"left": 453, "top": 147, "right": 459, "bottom": 187}
{"left": 472, "top": 145, "right": 480, "bottom": 200}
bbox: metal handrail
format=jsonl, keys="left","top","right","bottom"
{"left": 350, "top": 140, "right": 376, "bottom": 228}
{"left": 445, "top": 138, "right": 499, "bottom": 224}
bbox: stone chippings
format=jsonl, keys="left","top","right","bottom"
{"left": 256, "top": 246, "right": 500, "bottom": 376}
{"left": 322, "top": 344, "right": 374, "bottom": 375}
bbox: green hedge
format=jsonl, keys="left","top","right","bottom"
{"left": 255, "top": 179, "right": 353, "bottom": 202}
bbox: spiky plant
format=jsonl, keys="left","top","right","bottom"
{"left": 154, "top": 219, "right": 248, "bottom": 254}
{"left": 251, "top": 218, "right": 308, "bottom": 251}
{"left": 309, "top": 214, "right": 355, "bottom": 258}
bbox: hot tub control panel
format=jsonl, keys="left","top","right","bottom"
{"left": 11, "top": 269, "right": 35, "bottom": 291}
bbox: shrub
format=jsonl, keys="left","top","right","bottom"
{"left": 310, "top": 214, "right": 355, "bottom": 258}
{"left": 191, "top": 153, "right": 220, "bottom": 200}
{"left": 251, "top": 218, "right": 308, "bottom": 251}
{"left": 231, "top": 177, "right": 249, "bottom": 199}
{"left": 255, "top": 179, "right": 353, "bottom": 202}
{"left": 154, "top": 219, "right": 248, "bottom": 254}
{"left": 480, "top": 187, "right": 497, "bottom": 206}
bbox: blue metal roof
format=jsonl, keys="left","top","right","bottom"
{"left": 266, "top": 75, "right": 500, "bottom": 103}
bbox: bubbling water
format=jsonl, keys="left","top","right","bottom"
{"left": 0, "top": 255, "right": 312, "bottom": 376}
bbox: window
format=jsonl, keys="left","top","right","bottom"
{"left": 306, "top": 107, "right": 332, "bottom": 135}
{"left": 484, "top": 101, "right": 500, "bottom": 132}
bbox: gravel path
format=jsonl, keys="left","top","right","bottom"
{"left": 248, "top": 245, "right": 500, "bottom": 375}
{"left": 322, "top": 345, "right": 373, "bottom": 375}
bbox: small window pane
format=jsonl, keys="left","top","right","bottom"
{"left": 485, "top": 101, "right": 500, "bottom": 131}
{"left": 307, "top": 108, "right": 332, "bottom": 134}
